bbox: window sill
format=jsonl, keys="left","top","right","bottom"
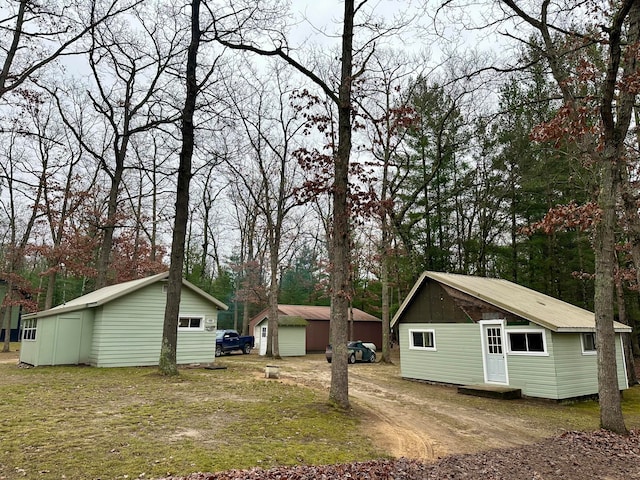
{"left": 507, "top": 351, "right": 549, "bottom": 357}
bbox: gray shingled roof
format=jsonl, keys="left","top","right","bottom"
{"left": 392, "top": 271, "right": 631, "bottom": 333}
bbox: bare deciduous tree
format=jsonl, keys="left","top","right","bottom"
{"left": 214, "top": 0, "right": 415, "bottom": 408}
{"left": 223, "top": 63, "right": 305, "bottom": 358}
{"left": 0, "top": 0, "right": 141, "bottom": 99}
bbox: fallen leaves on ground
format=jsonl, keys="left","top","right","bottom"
{"left": 158, "top": 430, "right": 640, "bottom": 480}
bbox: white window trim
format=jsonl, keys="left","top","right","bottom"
{"left": 408, "top": 328, "right": 436, "bottom": 351}
{"left": 178, "top": 315, "right": 205, "bottom": 331}
{"left": 581, "top": 332, "right": 597, "bottom": 355}
{"left": 22, "top": 318, "right": 37, "bottom": 341}
{"left": 506, "top": 329, "right": 549, "bottom": 356}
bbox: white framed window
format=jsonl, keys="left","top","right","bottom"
{"left": 178, "top": 316, "right": 204, "bottom": 331}
{"left": 581, "top": 332, "right": 597, "bottom": 355}
{"left": 22, "top": 318, "right": 37, "bottom": 341}
{"left": 507, "top": 330, "right": 548, "bottom": 355}
{"left": 409, "top": 329, "right": 436, "bottom": 351}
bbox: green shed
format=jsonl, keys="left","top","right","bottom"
{"left": 391, "top": 271, "right": 631, "bottom": 400}
{"left": 253, "top": 315, "right": 308, "bottom": 356}
{"left": 19, "top": 272, "right": 228, "bottom": 367}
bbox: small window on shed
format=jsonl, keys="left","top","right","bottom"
{"left": 22, "top": 318, "right": 37, "bottom": 341}
{"left": 409, "top": 329, "right": 436, "bottom": 350}
{"left": 507, "top": 331, "right": 546, "bottom": 355}
{"left": 178, "top": 316, "right": 203, "bottom": 330}
{"left": 581, "top": 332, "right": 597, "bottom": 354}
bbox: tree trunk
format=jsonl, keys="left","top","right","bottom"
{"left": 44, "top": 271, "right": 56, "bottom": 310}
{"left": 591, "top": 0, "right": 639, "bottom": 433}
{"left": 159, "top": 0, "right": 200, "bottom": 376}
{"left": 266, "top": 291, "right": 280, "bottom": 359}
{"left": 380, "top": 152, "right": 391, "bottom": 362}
{"left": 328, "top": 0, "right": 354, "bottom": 410}
{"left": 96, "top": 148, "right": 126, "bottom": 290}
{"left": 242, "top": 300, "right": 250, "bottom": 335}
{"left": 266, "top": 246, "right": 281, "bottom": 358}
{"left": 380, "top": 232, "right": 391, "bottom": 363}
{"left": 594, "top": 155, "right": 627, "bottom": 434}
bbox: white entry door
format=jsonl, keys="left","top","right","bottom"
{"left": 259, "top": 325, "right": 268, "bottom": 356}
{"left": 482, "top": 322, "right": 508, "bottom": 384}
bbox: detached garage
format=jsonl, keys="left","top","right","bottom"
{"left": 249, "top": 304, "right": 382, "bottom": 353}
{"left": 19, "top": 272, "right": 228, "bottom": 367}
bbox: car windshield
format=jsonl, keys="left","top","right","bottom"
{"left": 347, "top": 341, "right": 359, "bottom": 348}
{"left": 215, "top": 330, "right": 225, "bottom": 340}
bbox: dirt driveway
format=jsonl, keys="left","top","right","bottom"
{"left": 244, "top": 352, "right": 580, "bottom": 462}
{"left": 0, "top": 346, "right": 594, "bottom": 463}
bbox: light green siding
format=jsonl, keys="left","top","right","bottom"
{"left": 278, "top": 326, "right": 306, "bottom": 356}
{"left": 78, "top": 310, "right": 94, "bottom": 364}
{"left": 399, "top": 323, "right": 484, "bottom": 385}
{"left": 254, "top": 318, "right": 306, "bottom": 357}
{"left": 552, "top": 333, "right": 597, "bottom": 399}
{"left": 616, "top": 336, "right": 628, "bottom": 389}
{"left": 399, "top": 322, "right": 629, "bottom": 400}
{"left": 21, "top": 279, "right": 221, "bottom": 368}
{"left": 504, "top": 326, "right": 558, "bottom": 399}
{"left": 19, "top": 312, "right": 93, "bottom": 366}
{"left": 52, "top": 315, "right": 84, "bottom": 364}
{"left": 90, "top": 283, "right": 217, "bottom": 367}
{"left": 18, "top": 337, "right": 36, "bottom": 365}
{"left": 18, "top": 318, "right": 55, "bottom": 366}
{"left": 552, "top": 332, "right": 627, "bottom": 399}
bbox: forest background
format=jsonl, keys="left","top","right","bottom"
{"left": 1, "top": 0, "right": 639, "bottom": 360}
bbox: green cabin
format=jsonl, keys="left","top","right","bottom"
{"left": 391, "top": 271, "right": 631, "bottom": 400}
{"left": 19, "top": 272, "right": 228, "bottom": 367}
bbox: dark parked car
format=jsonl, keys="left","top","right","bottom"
{"left": 215, "top": 329, "right": 255, "bottom": 356}
{"left": 326, "top": 341, "right": 376, "bottom": 364}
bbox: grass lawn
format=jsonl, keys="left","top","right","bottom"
{"left": 0, "top": 359, "right": 383, "bottom": 480}
{"left": 1, "top": 350, "right": 640, "bottom": 480}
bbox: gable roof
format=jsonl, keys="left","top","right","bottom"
{"left": 254, "top": 315, "right": 309, "bottom": 327}
{"left": 249, "top": 304, "right": 380, "bottom": 332}
{"left": 24, "top": 272, "right": 228, "bottom": 319}
{"left": 277, "top": 304, "right": 380, "bottom": 322}
{"left": 391, "top": 271, "right": 631, "bottom": 333}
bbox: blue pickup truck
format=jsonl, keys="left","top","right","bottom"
{"left": 215, "top": 329, "right": 255, "bottom": 357}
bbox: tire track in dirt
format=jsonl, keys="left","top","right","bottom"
{"left": 280, "top": 361, "right": 443, "bottom": 460}
{"left": 351, "top": 391, "right": 437, "bottom": 460}
{"left": 247, "top": 354, "right": 557, "bottom": 461}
